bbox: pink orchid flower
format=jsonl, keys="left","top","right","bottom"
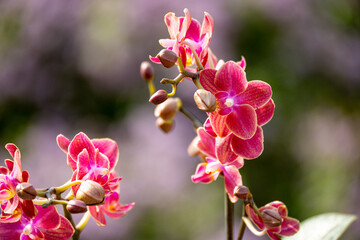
{"left": 200, "top": 61, "right": 274, "bottom": 140}
{"left": 0, "top": 204, "right": 74, "bottom": 240}
{"left": 57, "top": 132, "right": 133, "bottom": 226}
{"left": 191, "top": 127, "right": 243, "bottom": 202}
{"left": 150, "top": 8, "right": 214, "bottom": 69}
{"left": 0, "top": 144, "right": 35, "bottom": 222}
{"left": 246, "top": 201, "right": 300, "bottom": 240}
{"left": 88, "top": 190, "right": 135, "bottom": 226}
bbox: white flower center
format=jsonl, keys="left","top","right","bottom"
{"left": 225, "top": 98, "right": 234, "bottom": 107}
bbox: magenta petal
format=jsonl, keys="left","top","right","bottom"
{"left": 42, "top": 216, "right": 75, "bottom": 240}
{"left": 77, "top": 149, "right": 91, "bottom": 180}
{"left": 159, "top": 39, "right": 176, "bottom": 49}
{"left": 279, "top": 217, "right": 300, "bottom": 236}
{"left": 238, "top": 56, "right": 246, "bottom": 70}
{"left": 215, "top": 134, "right": 238, "bottom": 164}
{"left": 197, "top": 128, "right": 216, "bottom": 158}
{"left": 245, "top": 204, "right": 265, "bottom": 229}
{"left": 164, "top": 12, "right": 179, "bottom": 39}
{"left": 226, "top": 105, "right": 257, "bottom": 139}
{"left": 238, "top": 80, "right": 272, "bottom": 108}
{"left": 33, "top": 205, "right": 60, "bottom": 229}
{"left": 231, "top": 127, "right": 264, "bottom": 159}
{"left": 191, "top": 163, "right": 217, "bottom": 183}
{"left": 185, "top": 19, "right": 201, "bottom": 42}
{"left": 149, "top": 55, "right": 161, "bottom": 64}
{"left": 209, "top": 113, "right": 230, "bottom": 138}
{"left": 5, "top": 144, "right": 18, "bottom": 159}
{"left": 199, "top": 68, "right": 219, "bottom": 95}
{"left": 215, "top": 61, "right": 247, "bottom": 93}
{"left": 68, "top": 132, "right": 95, "bottom": 163}
{"left": 178, "top": 8, "right": 191, "bottom": 41}
{"left": 92, "top": 138, "right": 118, "bottom": 171}
{"left": 223, "top": 165, "right": 242, "bottom": 203}
{"left": 267, "top": 231, "right": 282, "bottom": 240}
{"left": 56, "top": 134, "right": 70, "bottom": 153}
{"left": 89, "top": 205, "right": 107, "bottom": 226}
{"left": 0, "top": 221, "right": 22, "bottom": 239}
{"left": 256, "top": 99, "right": 275, "bottom": 126}
{"left": 200, "top": 12, "right": 214, "bottom": 39}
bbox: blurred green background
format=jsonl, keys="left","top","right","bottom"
{"left": 0, "top": 0, "right": 359, "bottom": 239}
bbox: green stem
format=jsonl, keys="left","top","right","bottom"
{"left": 237, "top": 203, "right": 246, "bottom": 240}
{"left": 179, "top": 106, "right": 202, "bottom": 129}
{"left": 61, "top": 204, "right": 79, "bottom": 240}
{"left": 226, "top": 193, "right": 234, "bottom": 240}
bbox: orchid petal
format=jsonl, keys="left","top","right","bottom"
{"left": 267, "top": 231, "right": 282, "bottom": 240}
{"left": 200, "top": 12, "right": 214, "bottom": 39}
{"left": 178, "top": 8, "right": 191, "bottom": 41}
{"left": 89, "top": 205, "right": 107, "bottom": 226}
{"left": 245, "top": 204, "right": 265, "bottom": 229}
{"left": 237, "top": 80, "right": 272, "bottom": 108}
{"left": 209, "top": 112, "right": 231, "bottom": 138}
{"left": 197, "top": 128, "right": 216, "bottom": 158}
{"left": 215, "top": 134, "right": 238, "bottom": 164}
{"left": 256, "top": 99, "right": 275, "bottom": 126}
{"left": 33, "top": 205, "right": 61, "bottom": 229}
{"left": 215, "top": 61, "right": 248, "bottom": 93}
{"left": 278, "top": 217, "right": 300, "bottom": 236}
{"left": 237, "top": 56, "right": 246, "bottom": 70}
{"left": 226, "top": 105, "right": 257, "bottom": 139}
{"left": 223, "top": 165, "right": 242, "bottom": 203}
{"left": 56, "top": 134, "right": 70, "bottom": 153}
{"left": 185, "top": 19, "right": 201, "bottom": 42}
{"left": 191, "top": 163, "right": 216, "bottom": 183}
{"left": 164, "top": 12, "right": 179, "bottom": 39}
{"left": 159, "top": 39, "right": 176, "bottom": 49}
{"left": 231, "top": 127, "right": 264, "bottom": 159}
{"left": 68, "top": 132, "right": 95, "bottom": 163}
{"left": 199, "top": 68, "right": 220, "bottom": 95}
{"left": 41, "top": 216, "right": 75, "bottom": 240}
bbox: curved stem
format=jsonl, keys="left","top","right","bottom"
{"left": 242, "top": 217, "right": 267, "bottom": 237}
{"left": 76, "top": 211, "right": 91, "bottom": 232}
{"left": 225, "top": 193, "right": 234, "bottom": 240}
{"left": 237, "top": 203, "right": 246, "bottom": 240}
{"left": 55, "top": 180, "right": 83, "bottom": 194}
{"left": 148, "top": 81, "right": 156, "bottom": 96}
{"left": 179, "top": 106, "right": 202, "bottom": 129}
{"left": 61, "top": 204, "right": 78, "bottom": 240}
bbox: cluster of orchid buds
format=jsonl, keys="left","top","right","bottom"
{"left": 141, "top": 9, "right": 299, "bottom": 240}
{"left": 0, "top": 133, "right": 134, "bottom": 240}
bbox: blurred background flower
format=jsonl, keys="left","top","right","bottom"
{"left": 0, "top": 0, "right": 359, "bottom": 239}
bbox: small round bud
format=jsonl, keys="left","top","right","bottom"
{"left": 140, "top": 61, "right": 154, "bottom": 82}
{"left": 194, "top": 89, "right": 216, "bottom": 112}
{"left": 261, "top": 209, "right": 283, "bottom": 227}
{"left": 157, "top": 49, "right": 178, "bottom": 68}
{"left": 154, "top": 98, "right": 181, "bottom": 120}
{"left": 66, "top": 199, "right": 88, "bottom": 214}
{"left": 233, "top": 185, "right": 249, "bottom": 200}
{"left": 76, "top": 180, "right": 105, "bottom": 205}
{"left": 149, "top": 90, "right": 168, "bottom": 105}
{"left": 16, "top": 183, "right": 37, "bottom": 200}
{"left": 156, "top": 118, "right": 174, "bottom": 133}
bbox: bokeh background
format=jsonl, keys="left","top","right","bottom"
{"left": 0, "top": 0, "right": 359, "bottom": 239}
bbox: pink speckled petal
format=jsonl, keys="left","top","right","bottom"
{"left": 231, "top": 126, "right": 264, "bottom": 159}
{"left": 256, "top": 99, "right": 275, "bottom": 126}
{"left": 237, "top": 80, "right": 272, "bottom": 108}
{"left": 89, "top": 205, "right": 107, "bottom": 226}
{"left": 215, "top": 134, "right": 238, "bottom": 164}
{"left": 56, "top": 134, "right": 70, "bottom": 153}
{"left": 199, "top": 68, "right": 220, "bottom": 95}
{"left": 226, "top": 105, "right": 257, "bottom": 139}
{"left": 185, "top": 19, "right": 201, "bottom": 42}
{"left": 33, "top": 205, "right": 60, "bottom": 229}
{"left": 68, "top": 132, "right": 95, "bottom": 163}
{"left": 164, "top": 12, "right": 179, "bottom": 39}
{"left": 178, "top": 8, "right": 191, "bottom": 41}
{"left": 42, "top": 216, "right": 75, "bottom": 240}
{"left": 191, "top": 163, "right": 216, "bottom": 183}
{"left": 197, "top": 128, "right": 216, "bottom": 158}
{"left": 245, "top": 204, "right": 265, "bottom": 229}
{"left": 215, "top": 61, "right": 248, "bottom": 93}
{"left": 278, "top": 217, "right": 300, "bottom": 236}
{"left": 149, "top": 55, "right": 161, "bottom": 64}
{"left": 92, "top": 138, "right": 118, "bottom": 171}
{"left": 223, "top": 165, "right": 242, "bottom": 203}
{"left": 237, "top": 56, "right": 246, "bottom": 70}
{"left": 200, "top": 12, "right": 214, "bottom": 39}
{"left": 209, "top": 112, "right": 231, "bottom": 138}
{"left": 159, "top": 39, "right": 176, "bottom": 49}
{"left": 267, "top": 231, "right": 282, "bottom": 240}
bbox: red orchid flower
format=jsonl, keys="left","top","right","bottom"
{"left": 246, "top": 201, "right": 300, "bottom": 240}
{"left": 0, "top": 204, "right": 74, "bottom": 240}
{"left": 200, "top": 61, "right": 275, "bottom": 141}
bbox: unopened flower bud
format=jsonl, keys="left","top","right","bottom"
{"left": 156, "top": 118, "right": 174, "bottom": 133}
{"left": 16, "top": 183, "right": 37, "bottom": 200}
{"left": 261, "top": 209, "right": 283, "bottom": 227}
{"left": 194, "top": 89, "right": 216, "bottom": 112}
{"left": 154, "top": 98, "right": 181, "bottom": 120}
{"left": 140, "top": 61, "right": 155, "bottom": 82}
{"left": 157, "top": 49, "right": 178, "bottom": 68}
{"left": 233, "top": 185, "right": 249, "bottom": 200}
{"left": 149, "top": 90, "right": 168, "bottom": 105}
{"left": 76, "top": 180, "right": 105, "bottom": 205}
{"left": 66, "top": 199, "right": 88, "bottom": 214}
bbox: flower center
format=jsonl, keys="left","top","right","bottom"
{"left": 225, "top": 98, "right": 234, "bottom": 107}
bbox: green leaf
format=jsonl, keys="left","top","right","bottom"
{"left": 283, "top": 213, "right": 357, "bottom": 240}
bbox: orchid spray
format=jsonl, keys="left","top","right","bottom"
{"left": 141, "top": 8, "right": 356, "bottom": 240}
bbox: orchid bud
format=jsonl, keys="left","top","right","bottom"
{"left": 76, "top": 180, "right": 105, "bottom": 205}
{"left": 66, "top": 199, "right": 88, "bottom": 214}
{"left": 140, "top": 61, "right": 155, "bottom": 82}
{"left": 154, "top": 98, "right": 181, "bottom": 120}
{"left": 233, "top": 185, "right": 249, "bottom": 200}
{"left": 261, "top": 209, "right": 283, "bottom": 227}
{"left": 16, "top": 183, "right": 37, "bottom": 200}
{"left": 157, "top": 49, "right": 178, "bottom": 68}
{"left": 194, "top": 89, "right": 216, "bottom": 112}
{"left": 149, "top": 90, "right": 168, "bottom": 105}
{"left": 156, "top": 118, "right": 174, "bottom": 133}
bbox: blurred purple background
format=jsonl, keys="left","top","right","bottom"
{"left": 0, "top": 0, "right": 359, "bottom": 239}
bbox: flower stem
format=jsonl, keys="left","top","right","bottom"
{"left": 61, "top": 204, "right": 79, "bottom": 240}
{"left": 76, "top": 211, "right": 91, "bottom": 232}
{"left": 225, "top": 193, "right": 234, "bottom": 240}
{"left": 55, "top": 180, "right": 83, "bottom": 194}
{"left": 179, "top": 106, "right": 202, "bottom": 129}
{"left": 237, "top": 204, "right": 246, "bottom": 240}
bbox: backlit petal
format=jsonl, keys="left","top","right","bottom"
{"left": 215, "top": 61, "right": 247, "bottom": 93}
{"left": 226, "top": 105, "right": 257, "bottom": 139}
{"left": 231, "top": 127, "right": 264, "bottom": 159}
{"left": 256, "top": 99, "right": 275, "bottom": 126}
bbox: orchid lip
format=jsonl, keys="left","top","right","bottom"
{"left": 225, "top": 98, "right": 234, "bottom": 107}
